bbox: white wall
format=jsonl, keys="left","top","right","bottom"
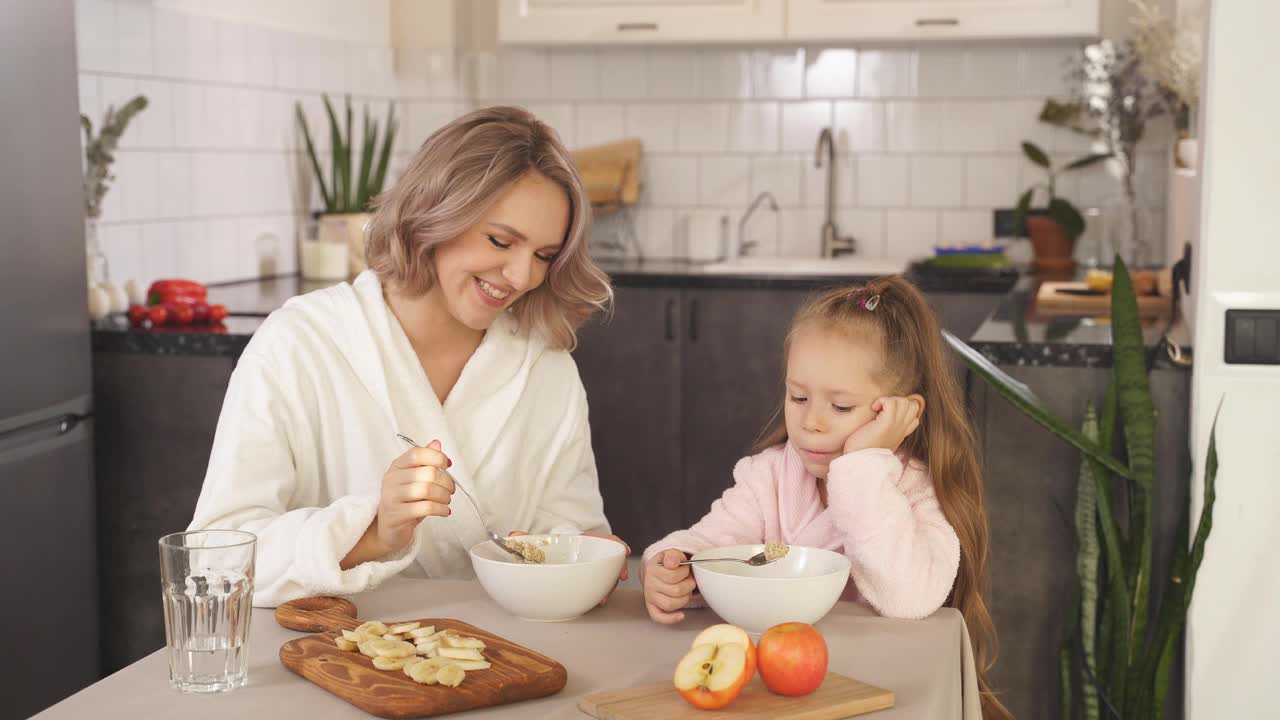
{"left": 1186, "top": 0, "right": 1280, "bottom": 717}
{"left": 154, "top": 0, "right": 391, "bottom": 45}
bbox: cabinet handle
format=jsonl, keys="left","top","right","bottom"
{"left": 915, "top": 17, "right": 959, "bottom": 26}
{"left": 617, "top": 22, "right": 658, "bottom": 32}
{"left": 664, "top": 298, "right": 676, "bottom": 342}
{"left": 689, "top": 299, "right": 699, "bottom": 343}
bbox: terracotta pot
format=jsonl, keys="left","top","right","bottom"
{"left": 1025, "top": 214, "right": 1076, "bottom": 277}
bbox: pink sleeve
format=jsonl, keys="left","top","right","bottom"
{"left": 825, "top": 449, "right": 960, "bottom": 620}
{"left": 639, "top": 454, "right": 773, "bottom": 589}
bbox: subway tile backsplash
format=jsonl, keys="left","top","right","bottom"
{"left": 78, "top": 0, "right": 1170, "bottom": 283}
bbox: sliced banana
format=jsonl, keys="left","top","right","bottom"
{"left": 406, "top": 661, "right": 439, "bottom": 685}
{"left": 334, "top": 637, "right": 358, "bottom": 652}
{"left": 358, "top": 640, "right": 379, "bottom": 658}
{"left": 438, "top": 647, "right": 484, "bottom": 661}
{"left": 341, "top": 629, "right": 368, "bottom": 643}
{"left": 373, "top": 655, "right": 415, "bottom": 671}
{"left": 389, "top": 622, "right": 421, "bottom": 634}
{"left": 436, "top": 664, "right": 466, "bottom": 688}
{"left": 407, "top": 626, "right": 436, "bottom": 639}
{"left": 449, "top": 659, "right": 491, "bottom": 671}
{"left": 355, "top": 621, "right": 388, "bottom": 637}
{"left": 383, "top": 632, "right": 404, "bottom": 642}
{"left": 370, "top": 638, "right": 416, "bottom": 658}
{"left": 442, "top": 635, "right": 486, "bottom": 650}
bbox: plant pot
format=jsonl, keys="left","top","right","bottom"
{"left": 318, "top": 212, "right": 372, "bottom": 277}
{"left": 1025, "top": 214, "right": 1076, "bottom": 277}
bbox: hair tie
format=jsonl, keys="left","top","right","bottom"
{"left": 846, "top": 288, "right": 881, "bottom": 311}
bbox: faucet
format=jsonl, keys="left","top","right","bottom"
{"left": 734, "top": 191, "right": 779, "bottom": 258}
{"left": 815, "top": 128, "right": 856, "bottom": 257}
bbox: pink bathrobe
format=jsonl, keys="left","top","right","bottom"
{"left": 641, "top": 442, "right": 960, "bottom": 620}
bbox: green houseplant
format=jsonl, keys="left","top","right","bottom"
{"left": 1014, "top": 142, "right": 1109, "bottom": 276}
{"left": 946, "top": 256, "right": 1219, "bottom": 719}
{"left": 295, "top": 94, "right": 398, "bottom": 278}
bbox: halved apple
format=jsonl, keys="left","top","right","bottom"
{"left": 692, "top": 624, "right": 757, "bottom": 679}
{"left": 673, "top": 642, "right": 752, "bottom": 710}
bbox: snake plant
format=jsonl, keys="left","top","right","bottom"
{"left": 295, "top": 94, "right": 397, "bottom": 214}
{"left": 947, "top": 256, "right": 1220, "bottom": 719}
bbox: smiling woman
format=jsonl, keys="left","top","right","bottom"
{"left": 188, "top": 106, "right": 629, "bottom": 607}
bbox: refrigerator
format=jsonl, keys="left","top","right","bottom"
{"left": 0, "top": 0, "right": 101, "bottom": 717}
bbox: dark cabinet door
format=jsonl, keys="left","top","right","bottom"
{"left": 679, "top": 288, "right": 812, "bottom": 527}
{"left": 573, "top": 287, "right": 683, "bottom": 552}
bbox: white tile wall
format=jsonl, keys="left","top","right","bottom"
{"left": 78, "top": 0, "right": 1171, "bottom": 275}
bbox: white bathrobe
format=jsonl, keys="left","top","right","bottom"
{"left": 188, "top": 271, "right": 610, "bottom": 607}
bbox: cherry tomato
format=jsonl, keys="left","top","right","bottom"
{"left": 147, "top": 305, "right": 167, "bottom": 326}
{"left": 192, "top": 302, "right": 210, "bottom": 324}
{"left": 127, "top": 305, "right": 148, "bottom": 326}
{"left": 208, "top": 304, "right": 229, "bottom": 322}
{"left": 173, "top": 304, "right": 195, "bottom": 325}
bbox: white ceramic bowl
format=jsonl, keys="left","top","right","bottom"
{"left": 691, "top": 544, "right": 851, "bottom": 634}
{"left": 470, "top": 534, "right": 626, "bottom": 622}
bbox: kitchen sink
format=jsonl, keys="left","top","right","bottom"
{"left": 699, "top": 256, "right": 911, "bottom": 277}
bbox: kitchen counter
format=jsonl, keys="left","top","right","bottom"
{"left": 967, "top": 276, "right": 1192, "bottom": 368}
{"left": 89, "top": 261, "right": 1020, "bottom": 358}
{"left": 36, "top": 579, "right": 979, "bottom": 720}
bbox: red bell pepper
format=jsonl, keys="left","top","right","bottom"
{"left": 147, "top": 279, "right": 207, "bottom": 307}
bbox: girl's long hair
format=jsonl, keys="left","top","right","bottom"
{"left": 754, "top": 276, "right": 1011, "bottom": 720}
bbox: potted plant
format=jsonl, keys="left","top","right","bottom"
{"left": 1014, "top": 142, "right": 1110, "bottom": 276}
{"left": 295, "top": 94, "right": 398, "bottom": 278}
{"left": 946, "top": 256, "right": 1220, "bottom": 720}
{"left": 81, "top": 95, "right": 148, "bottom": 285}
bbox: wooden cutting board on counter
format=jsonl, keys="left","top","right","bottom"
{"left": 276, "top": 597, "right": 566, "bottom": 719}
{"left": 1036, "top": 281, "right": 1172, "bottom": 317}
{"left": 579, "top": 674, "right": 894, "bottom": 720}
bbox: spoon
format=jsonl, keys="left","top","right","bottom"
{"left": 395, "top": 433, "right": 526, "bottom": 562}
{"left": 678, "top": 550, "right": 779, "bottom": 567}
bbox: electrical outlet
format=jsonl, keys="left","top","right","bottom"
{"left": 993, "top": 208, "right": 1025, "bottom": 239}
{"left": 1225, "top": 310, "right": 1280, "bottom": 365}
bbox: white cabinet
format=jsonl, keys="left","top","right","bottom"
{"left": 498, "top": 0, "right": 786, "bottom": 45}
{"left": 787, "top": 0, "right": 1100, "bottom": 41}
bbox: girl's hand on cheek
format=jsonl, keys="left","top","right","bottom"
{"left": 842, "top": 396, "right": 922, "bottom": 455}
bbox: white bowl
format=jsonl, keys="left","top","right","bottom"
{"left": 692, "top": 544, "right": 851, "bottom": 634}
{"left": 470, "top": 535, "right": 626, "bottom": 622}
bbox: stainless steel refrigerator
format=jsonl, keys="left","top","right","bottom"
{"left": 0, "top": 0, "right": 101, "bottom": 717}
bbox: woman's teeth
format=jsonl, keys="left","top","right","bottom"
{"left": 477, "top": 278, "right": 510, "bottom": 301}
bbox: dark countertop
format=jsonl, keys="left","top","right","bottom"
{"left": 93, "top": 262, "right": 1192, "bottom": 369}
{"left": 968, "top": 276, "right": 1191, "bottom": 369}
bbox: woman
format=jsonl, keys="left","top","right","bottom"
{"left": 189, "top": 106, "right": 624, "bottom": 606}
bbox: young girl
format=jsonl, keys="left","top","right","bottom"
{"left": 642, "top": 276, "right": 1008, "bottom": 719}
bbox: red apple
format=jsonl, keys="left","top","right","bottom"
{"left": 673, "top": 641, "right": 752, "bottom": 710}
{"left": 692, "top": 624, "right": 756, "bottom": 680}
{"left": 757, "top": 622, "right": 828, "bottom": 697}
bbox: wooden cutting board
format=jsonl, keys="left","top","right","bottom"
{"left": 1036, "top": 281, "right": 1172, "bottom": 317}
{"left": 276, "top": 596, "right": 566, "bottom": 719}
{"left": 579, "top": 673, "right": 894, "bottom": 719}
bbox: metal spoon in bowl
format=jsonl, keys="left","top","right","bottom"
{"left": 678, "top": 550, "right": 779, "bottom": 567}
{"left": 395, "top": 433, "right": 526, "bottom": 562}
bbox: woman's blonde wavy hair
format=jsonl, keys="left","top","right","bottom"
{"left": 364, "top": 105, "right": 611, "bottom": 350}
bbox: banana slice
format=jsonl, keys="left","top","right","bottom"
{"left": 408, "top": 626, "right": 436, "bottom": 639}
{"left": 449, "top": 659, "right": 491, "bottom": 671}
{"left": 436, "top": 664, "right": 466, "bottom": 688}
{"left": 442, "top": 635, "right": 486, "bottom": 650}
{"left": 355, "top": 621, "right": 388, "bottom": 637}
{"left": 414, "top": 644, "right": 438, "bottom": 657}
{"left": 373, "top": 655, "right": 415, "bottom": 671}
{"left": 383, "top": 633, "right": 404, "bottom": 642}
{"left": 438, "top": 647, "right": 484, "bottom": 661}
{"left": 406, "top": 661, "right": 439, "bottom": 685}
{"left": 341, "top": 629, "right": 368, "bottom": 643}
{"left": 370, "top": 638, "right": 416, "bottom": 658}
{"left": 389, "top": 622, "right": 421, "bottom": 634}
{"left": 334, "top": 637, "right": 358, "bottom": 652}
{"left": 358, "top": 640, "right": 379, "bottom": 658}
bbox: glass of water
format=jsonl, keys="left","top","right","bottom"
{"left": 158, "top": 530, "right": 256, "bottom": 692}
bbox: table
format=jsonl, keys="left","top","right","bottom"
{"left": 37, "top": 579, "right": 980, "bottom": 719}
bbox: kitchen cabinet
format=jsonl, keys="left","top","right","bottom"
{"left": 787, "top": 0, "right": 1100, "bottom": 41}
{"left": 93, "top": 352, "right": 235, "bottom": 673}
{"left": 574, "top": 286, "right": 810, "bottom": 549}
{"left": 498, "top": 0, "right": 786, "bottom": 45}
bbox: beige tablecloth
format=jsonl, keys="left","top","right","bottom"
{"left": 37, "top": 578, "right": 980, "bottom": 719}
